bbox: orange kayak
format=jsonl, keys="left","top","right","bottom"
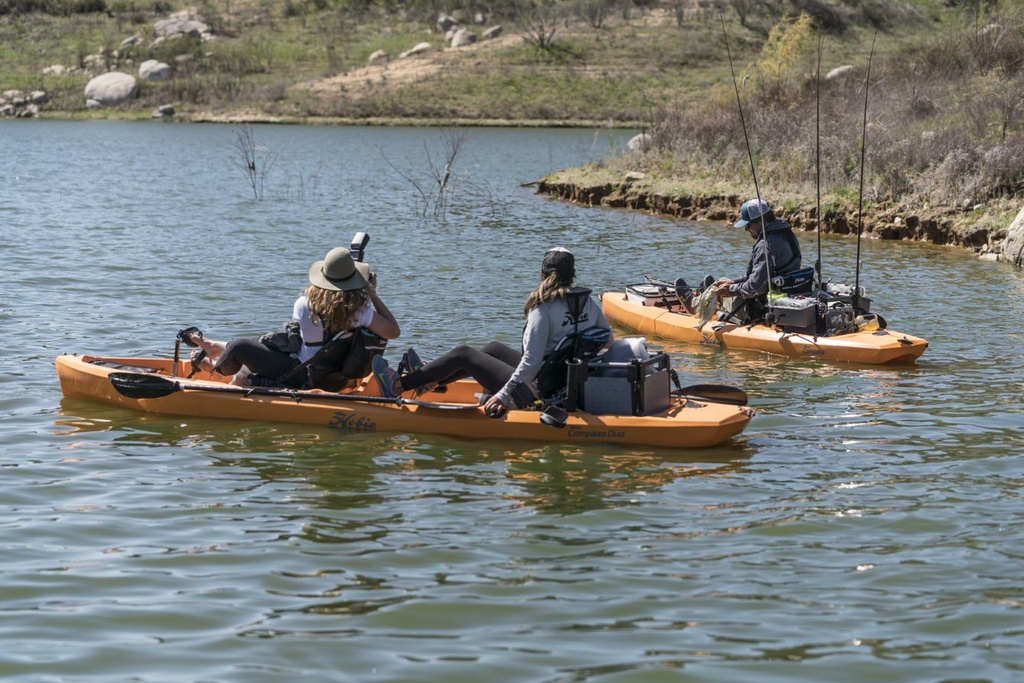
{"left": 603, "top": 290, "right": 928, "bottom": 364}
{"left": 56, "top": 354, "right": 754, "bottom": 449}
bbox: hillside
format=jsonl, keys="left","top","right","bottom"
{"left": 0, "top": 1, "right": 932, "bottom": 124}
{"left": 2, "top": 0, "right": 1022, "bottom": 263}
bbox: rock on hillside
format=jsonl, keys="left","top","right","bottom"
{"left": 84, "top": 72, "right": 138, "bottom": 107}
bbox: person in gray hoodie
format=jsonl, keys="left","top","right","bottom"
{"left": 713, "top": 198, "right": 803, "bottom": 323}
{"left": 373, "top": 247, "right": 611, "bottom": 416}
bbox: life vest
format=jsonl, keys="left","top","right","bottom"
{"left": 535, "top": 287, "right": 611, "bottom": 399}
{"left": 273, "top": 327, "right": 387, "bottom": 392}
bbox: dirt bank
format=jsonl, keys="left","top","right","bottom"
{"left": 535, "top": 177, "right": 1009, "bottom": 260}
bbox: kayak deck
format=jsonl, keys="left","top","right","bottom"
{"left": 602, "top": 291, "right": 928, "bottom": 364}
{"left": 56, "top": 354, "right": 754, "bottom": 449}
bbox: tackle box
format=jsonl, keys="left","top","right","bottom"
{"left": 581, "top": 353, "right": 671, "bottom": 416}
{"left": 825, "top": 283, "right": 871, "bottom": 312}
{"left": 770, "top": 296, "right": 817, "bottom": 331}
{"left": 624, "top": 282, "right": 675, "bottom": 308}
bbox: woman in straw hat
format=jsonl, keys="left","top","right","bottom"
{"left": 185, "top": 246, "right": 400, "bottom": 387}
{"left": 372, "top": 247, "right": 610, "bottom": 417}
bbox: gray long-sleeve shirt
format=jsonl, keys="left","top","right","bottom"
{"left": 495, "top": 292, "right": 611, "bottom": 407}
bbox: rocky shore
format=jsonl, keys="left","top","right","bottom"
{"left": 535, "top": 176, "right": 1024, "bottom": 267}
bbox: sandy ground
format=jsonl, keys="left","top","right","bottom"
{"left": 296, "top": 32, "right": 523, "bottom": 99}
{"left": 296, "top": 6, "right": 685, "bottom": 99}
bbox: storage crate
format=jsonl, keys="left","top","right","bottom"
{"left": 582, "top": 353, "right": 671, "bottom": 416}
{"left": 825, "top": 283, "right": 871, "bottom": 312}
{"left": 624, "top": 282, "right": 675, "bottom": 308}
{"left": 771, "top": 296, "right": 816, "bottom": 331}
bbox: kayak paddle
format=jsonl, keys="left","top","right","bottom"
{"left": 107, "top": 372, "right": 481, "bottom": 410}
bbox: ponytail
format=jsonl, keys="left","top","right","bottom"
{"left": 523, "top": 272, "right": 569, "bottom": 316}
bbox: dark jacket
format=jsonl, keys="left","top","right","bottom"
{"left": 731, "top": 219, "right": 802, "bottom": 301}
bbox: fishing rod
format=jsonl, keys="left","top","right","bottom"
{"left": 719, "top": 11, "right": 776, "bottom": 322}
{"left": 853, "top": 32, "right": 878, "bottom": 315}
{"left": 815, "top": 30, "right": 824, "bottom": 291}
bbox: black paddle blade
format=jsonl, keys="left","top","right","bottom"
{"left": 109, "top": 372, "right": 180, "bottom": 399}
{"left": 678, "top": 383, "right": 749, "bottom": 406}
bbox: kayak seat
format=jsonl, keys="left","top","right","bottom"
{"left": 771, "top": 266, "right": 816, "bottom": 295}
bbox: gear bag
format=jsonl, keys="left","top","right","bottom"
{"left": 258, "top": 321, "right": 303, "bottom": 355}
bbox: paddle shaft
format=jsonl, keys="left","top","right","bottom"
{"left": 108, "top": 372, "right": 479, "bottom": 410}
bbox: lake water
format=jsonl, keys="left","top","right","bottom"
{"left": 2, "top": 120, "right": 1023, "bottom": 682}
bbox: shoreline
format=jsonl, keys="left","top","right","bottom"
{"left": 534, "top": 177, "right": 1012, "bottom": 261}
{"left": 33, "top": 111, "right": 643, "bottom": 130}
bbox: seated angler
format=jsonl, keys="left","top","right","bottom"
{"left": 711, "top": 198, "right": 804, "bottom": 323}
{"left": 372, "top": 247, "right": 612, "bottom": 416}
{"left": 183, "top": 246, "right": 400, "bottom": 388}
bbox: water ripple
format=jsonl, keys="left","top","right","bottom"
{"left": 1, "top": 122, "right": 1022, "bottom": 682}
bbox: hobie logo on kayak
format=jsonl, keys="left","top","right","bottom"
{"left": 329, "top": 412, "right": 377, "bottom": 433}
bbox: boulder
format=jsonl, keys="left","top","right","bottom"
{"left": 437, "top": 13, "right": 458, "bottom": 33}
{"left": 139, "top": 59, "right": 173, "bottom": 82}
{"left": 450, "top": 28, "right": 478, "bottom": 48}
{"left": 154, "top": 16, "right": 209, "bottom": 39}
{"left": 42, "top": 64, "right": 69, "bottom": 75}
{"left": 151, "top": 104, "right": 175, "bottom": 118}
{"left": 367, "top": 49, "right": 388, "bottom": 66}
{"left": 399, "top": 42, "right": 432, "bottom": 59}
{"left": 83, "top": 54, "right": 106, "bottom": 72}
{"left": 483, "top": 25, "right": 503, "bottom": 40}
{"left": 1001, "top": 207, "right": 1024, "bottom": 267}
{"left": 84, "top": 72, "right": 139, "bottom": 107}
{"left": 627, "top": 133, "right": 653, "bottom": 152}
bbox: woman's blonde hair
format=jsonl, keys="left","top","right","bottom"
{"left": 523, "top": 272, "right": 570, "bottom": 317}
{"left": 305, "top": 284, "right": 369, "bottom": 334}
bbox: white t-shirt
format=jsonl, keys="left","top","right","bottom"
{"left": 292, "top": 295, "right": 374, "bottom": 363}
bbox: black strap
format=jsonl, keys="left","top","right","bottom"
{"left": 275, "top": 328, "right": 352, "bottom": 387}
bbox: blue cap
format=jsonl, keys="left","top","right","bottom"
{"left": 734, "top": 198, "right": 772, "bottom": 228}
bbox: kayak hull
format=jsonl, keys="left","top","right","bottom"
{"left": 602, "top": 292, "right": 928, "bottom": 364}
{"left": 56, "top": 354, "right": 754, "bottom": 449}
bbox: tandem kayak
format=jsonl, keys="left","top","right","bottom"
{"left": 56, "top": 354, "right": 755, "bottom": 449}
{"left": 602, "top": 283, "right": 928, "bottom": 365}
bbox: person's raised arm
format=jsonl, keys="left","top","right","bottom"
{"left": 364, "top": 272, "right": 401, "bottom": 340}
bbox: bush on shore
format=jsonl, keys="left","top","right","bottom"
{"left": 630, "top": 2, "right": 1024, "bottom": 225}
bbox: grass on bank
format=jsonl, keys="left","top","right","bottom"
{"left": 1, "top": 1, "right": 914, "bottom": 122}
{"left": 546, "top": 1, "right": 1024, "bottom": 245}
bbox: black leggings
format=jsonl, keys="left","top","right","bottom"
{"left": 213, "top": 337, "right": 300, "bottom": 380}
{"left": 399, "top": 341, "right": 522, "bottom": 395}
